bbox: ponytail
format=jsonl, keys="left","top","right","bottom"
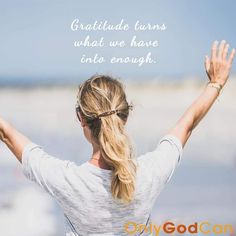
{"left": 99, "top": 113, "right": 137, "bottom": 204}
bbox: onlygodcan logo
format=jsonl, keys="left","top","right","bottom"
{"left": 124, "top": 221, "right": 234, "bottom": 235}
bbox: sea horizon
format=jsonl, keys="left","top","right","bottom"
{"left": 0, "top": 74, "right": 207, "bottom": 87}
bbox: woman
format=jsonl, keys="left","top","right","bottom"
{"left": 0, "top": 40, "right": 235, "bottom": 235}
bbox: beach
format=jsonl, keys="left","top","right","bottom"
{"left": 0, "top": 78, "right": 236, "bottom": 235}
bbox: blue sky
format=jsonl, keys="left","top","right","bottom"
{"left": 0, "top": 0, "right": 235, "bottom": 84}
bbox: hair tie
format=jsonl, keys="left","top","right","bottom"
{"left": 96, "top": 109, "right": 118, "bottom": 119}
{"left": 96, "top": 103, "right": 133, "bottom": 119}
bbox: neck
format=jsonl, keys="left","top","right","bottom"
{"left": 90, "top": 146, "right": 112, "bottom": 170}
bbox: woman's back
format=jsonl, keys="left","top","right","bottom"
{"left": 22, "top": 134, "right": 182, "bottom": 235}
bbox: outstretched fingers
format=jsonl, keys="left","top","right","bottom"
{"left": 222, "top": 44, "right": 229, "bottom": 60}
{"left": 205, "top": 55, "right": 210, "bottom": 72}
{"left": 218, "top": 40, "right": 226, "bottom": 60}
{"left": 211, "top": 40, "right": 218, "bottom": 61}
{"left": 228, "top": 48, "right": 236, "bottom": 66}
{"left": 210, "top": 40, "right": 235, "bottom": 66}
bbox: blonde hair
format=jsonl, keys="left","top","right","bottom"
{"left": 76, "top": 74, "right": 137, "bottom": 204}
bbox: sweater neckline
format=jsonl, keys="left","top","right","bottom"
{"left": 85, "top": 161, "right": 113, "bottom": 174}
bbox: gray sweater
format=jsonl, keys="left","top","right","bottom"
{"left": 22, "top": 134, "right": 183, "bottom": 236}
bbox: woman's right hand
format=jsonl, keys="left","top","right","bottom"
{"left": 205, "top": 40, "right": 235, "bottom": 87}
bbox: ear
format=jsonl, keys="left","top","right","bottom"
{"left": 78, "top": 113, "right": 86, "bottom": 127}
{"left": 81, "top": 120, "right": 87, "bottom": 128}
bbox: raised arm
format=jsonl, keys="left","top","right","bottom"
{"left": 168, "top": 40, "right": 235, "bottom": 148}
{"left": 0, "top": 117, "right": 31, "bottom": 163}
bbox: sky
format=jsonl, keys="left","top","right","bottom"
{"left": 0, "top": 0, "right": 236, "bottom": 84}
